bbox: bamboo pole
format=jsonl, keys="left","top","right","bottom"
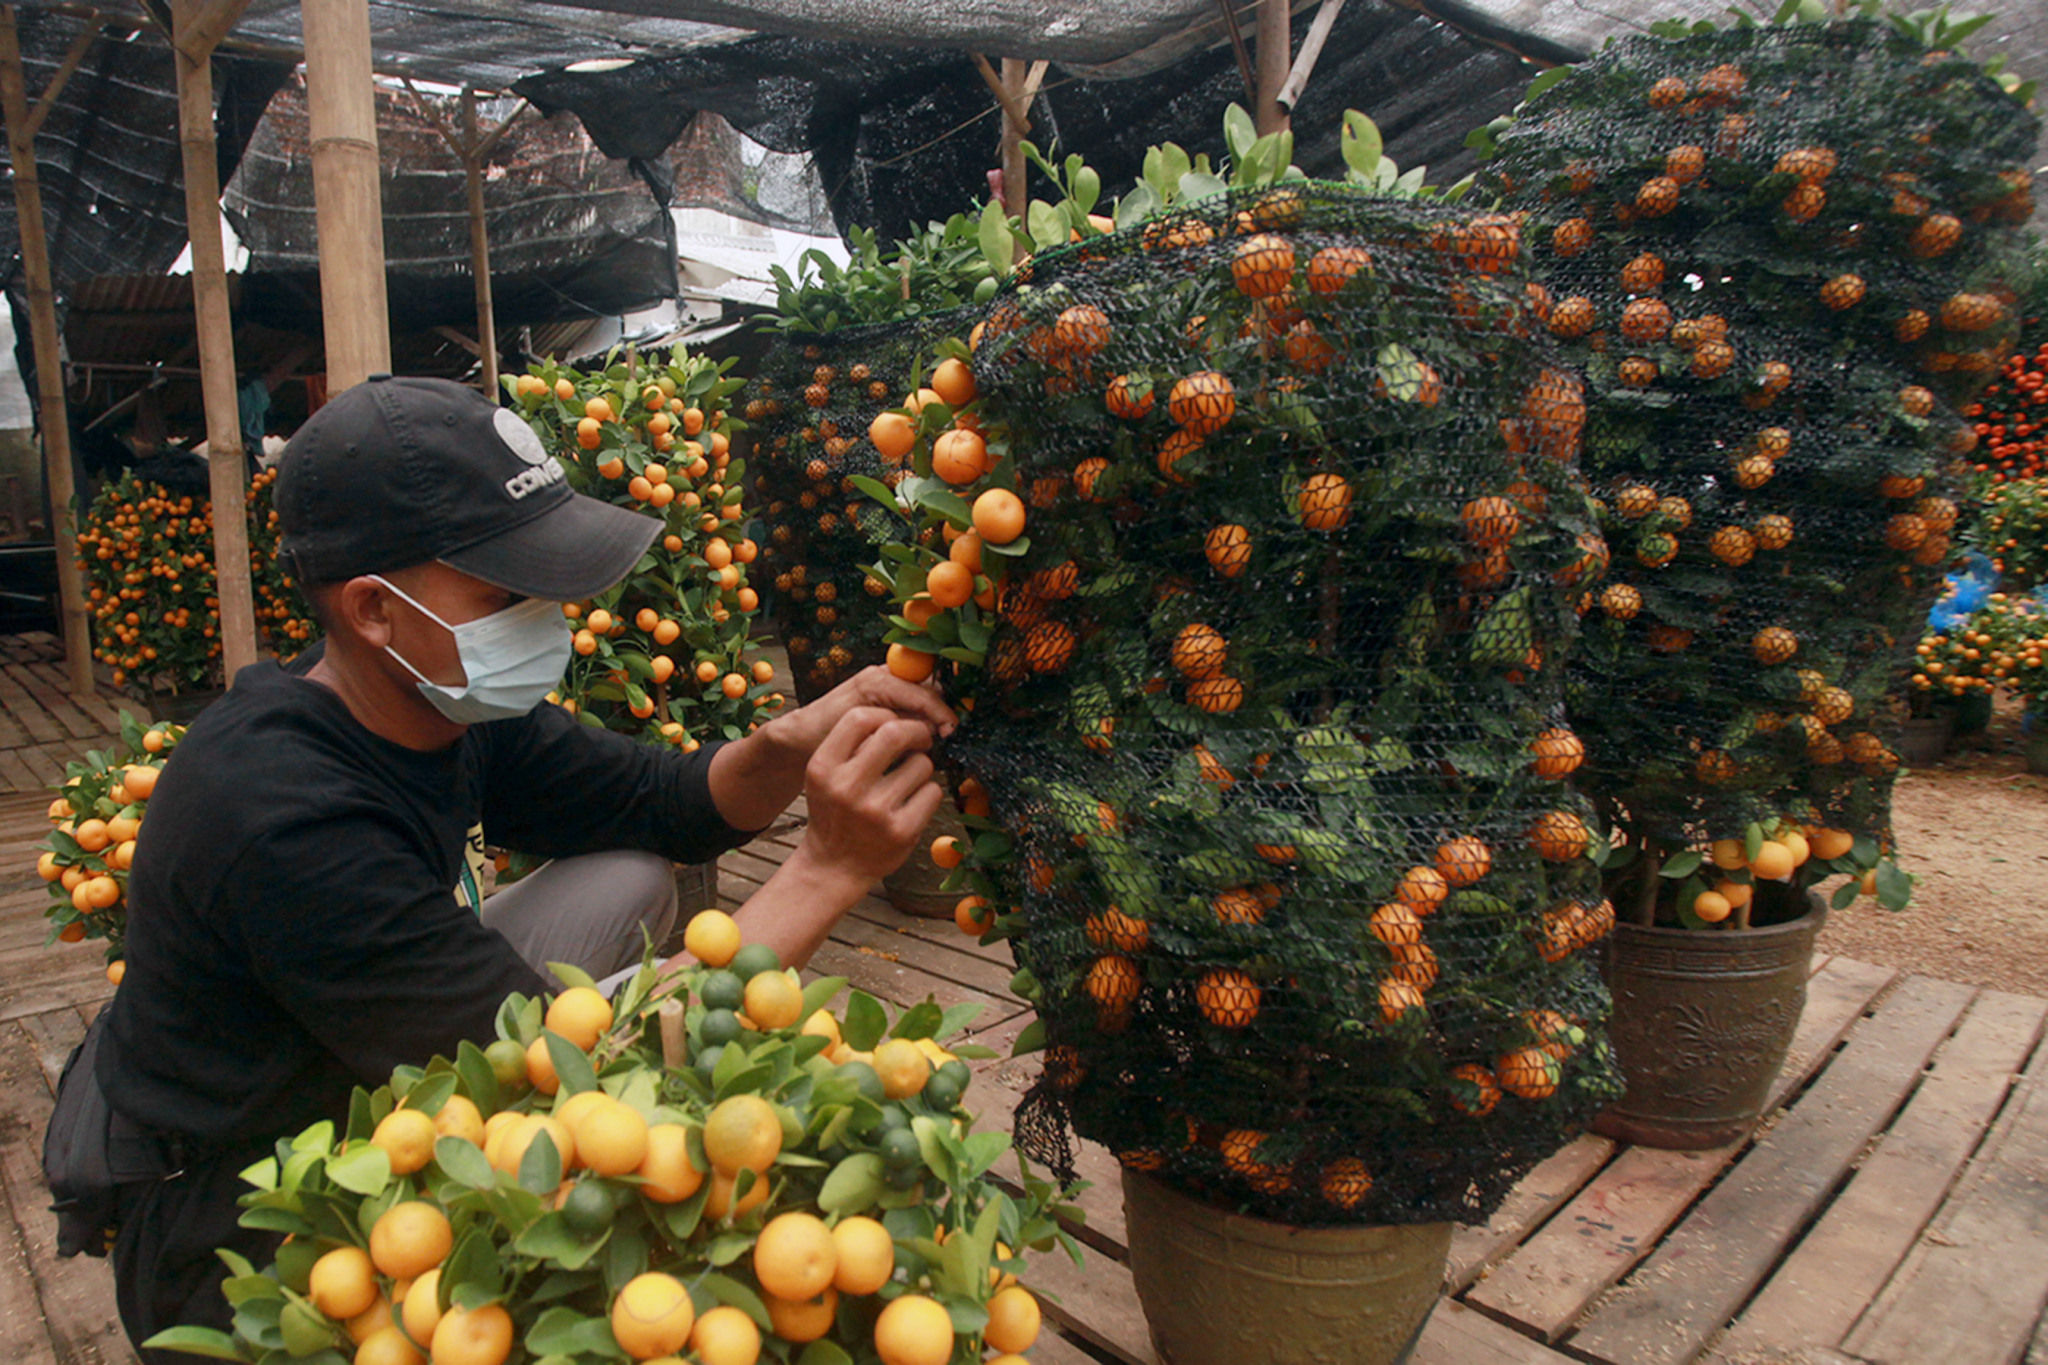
{"left": 998, "top": 58, "right": 1028, "bottom": 225}
{"left": 302, "top": 0, "right": 389, "bottom": 391}
{"left": 1256, "top": 0, "right": 1291, "bottom": 136}
{"left": 171, "top": 0, "right": 257, "bottom": 681}
{"left": 460, "top": 91, "right": 497, "bottom": 397}
{"left": 0, "top": 6, "right": 97, "bottom": 695}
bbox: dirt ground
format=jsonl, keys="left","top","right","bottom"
{"left": 1816, "top": 697, "right": 2048, "bottom": 997}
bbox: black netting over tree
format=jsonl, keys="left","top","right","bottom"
{"left": 906, "top": 185, "right": 1622, "bottom": 1226}
{"left": 751, "top": 317, "right": 971, "bottom": 701}
{"left": 1480, "top": 22, "right": 2037, "bottom": 913}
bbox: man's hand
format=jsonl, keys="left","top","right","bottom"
{"left": 765, "top": 666, "right": 956, "bottom": 764}
{"left": 707, "top": 666, "right": 955, "bottom": 833}
{"left": 795, "top": 705, "right": 946, "bottom": 890}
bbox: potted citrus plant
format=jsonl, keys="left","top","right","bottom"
{"left": 143, "top": 911, "right": 1079, "bottom": 1365}
{"left": 859, "top": 111, "right": 1622, "bottom": 1365}
{"left": 33, "top": 712, "right": 182, "bottom": 984}
{"left": 1478, "top": 8, "right": 2035, "bottom": 1146}
{"left": 511, "top": 349, "right": 772, "bottom": 916}
{"left": 78, "top": 465, "right": 315, "bottom": 709}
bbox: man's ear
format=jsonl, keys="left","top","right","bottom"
{"left": 334, "top": 576, "right": 397, "bottom": 650}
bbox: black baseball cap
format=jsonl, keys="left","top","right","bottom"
{"left": 275, "top": 374, "right": 657, "bottom": 600}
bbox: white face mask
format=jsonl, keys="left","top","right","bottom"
{"left": 370, "top": 575, "right": 571, "bottom": 725}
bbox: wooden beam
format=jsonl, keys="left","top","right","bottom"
{"left": 1255, "top": 0, "right": 1291, "bottom": 136}
{"left": 1215, "top": 0, "right": 1257, "bottom": 107}
{"left": 997, "top": 57, "right": 1028, "bottom": 228}
{"left": 0, "top": 6, "right": 97, "bottom": 696}
{"left": 168, "top": 0, "right": 247, "bottom": 68}
{"left": 460, "top": 90, "right": 499, "bottom": 397}
{"left": 169, "top": 0, "right": 257, "bottom": 680}
{"left": 1278, "top": 0, "right": 1344, "bottom": 110}
{"left": 20, "top": 18, "right": 94, "bottom": 144}
{"left": 302, "top": 0, "right": 391, "bottom": 391}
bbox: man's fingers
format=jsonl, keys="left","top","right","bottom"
{"left": 809, "top": 705, "right": 908, "bottom": 772}
{"left": 858, "top": 666, "right": 958, "bottom": 735}
{"left": 873, "top": 750, "right": 935, "bottom": 807}
{"left": 891, "top": 780, "right": 946, "bottom": 849}
{"left": 843, "top": 716, "right": 936, "bottom": 786}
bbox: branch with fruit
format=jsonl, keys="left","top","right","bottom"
{"left": 146, "top": 912, "right": 1080, "bottom": 1365}
{"left": 34, "top": 711, "right": 181, "bottom": 974}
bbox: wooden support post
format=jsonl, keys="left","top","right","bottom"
{"left": 971, "top": 54, "right": 1046, "bottom": 237}
{"left": 459, "top": 91, "right": 498, "bottom": 397}
{"left": 171, "top": 0, "right": 257, "bottom": 682}
{"left": 1256, "top": 0, "right": 1292, "bottom": 136}
{"left": 302, "top": 0, "right": 390, "bottom": 391}
{"left": 405, "top": 80, "right": 524, "bottom": 399}
{"left": 0, "top": 5, "right": 98, "bottom": 696}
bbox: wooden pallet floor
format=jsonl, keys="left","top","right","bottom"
{"left": 2, "top": 789, "right": 2045, "bottom": 1363}
{"left": 0, "top": 633, "right": 134, "bottom": 795}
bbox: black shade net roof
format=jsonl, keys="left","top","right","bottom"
{"left": 1, "top": 1, "right": 2042, "bottom": 316}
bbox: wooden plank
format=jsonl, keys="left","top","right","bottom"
{"left": 0, "top": 1140, "right": 60, "bottom": 1365}
{"left": 0, "top": 664, "right": 65, "bottom": 744}
{"left": 1843, "top": 1017, "right": 2048, "bottom": 1365}
{"left": 0, "top": 1018, "right": 141, "bottom": 1364}
{"left": 3, "top": 665, "right": 107, "bottom": 740}
{"left": 1466, "top": 957, "right": 1896, "bottom": 1340}
{"left": 1716, "top": 990, "right": 2048, "bottom": 1361}
{"left": 806, "top": 938, "right": 1005, "bottom": 1019}
{"left": 13, "top": 746, "right": 62, "bottom": 787}
{"left": 1448, "top": 1134, "right": 1615, "bottom": 1294}
{"left": 1414, "top": 1301, "right": 1579, "bottom": 1364}
{"left": 25, "top": 664, "right": 123, "bottom": 733}
{"left": 826, "top": 910, "right": 1021, "bottom": 1003}
{"left": 0, "top": 749, "right": 46, "bottom": 793}
{"left": 15, "top": 1008, "right": 83, "bottom": 1096}
{"left": 1021, "top": 1227, "right": 1158, "bottom": 1365}
{"left": 1569, "top": 975, "right": 1977, "bottom": 1365}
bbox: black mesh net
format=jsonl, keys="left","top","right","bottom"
{"left": 1480, "top": 22, "right": 2037, "bottom": 884}
{"left": 899, "top": 185, "right": 1623, "bottom": 1226}
{"left": 751, "top": 320, "right": 963, "bottom": 701}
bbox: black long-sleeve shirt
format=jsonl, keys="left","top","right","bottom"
{"left": 98, "top": 658, "right": 753, "bottom": 1144}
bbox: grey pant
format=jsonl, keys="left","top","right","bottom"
{"left": 480, "top": 850, "right": 677, "bottom": 989}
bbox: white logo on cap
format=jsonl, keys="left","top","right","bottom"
{"left": 493, "top": 407, "right": 568, "bottom": 500}
{"left": 494, "top": 408, "right": 550, "bottom": 465}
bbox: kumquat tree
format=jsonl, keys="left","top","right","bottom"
{"left": 851, "top": 107, "right": 1626, "bottom": 1230}
{"left": 1477, "top": 5, "right": 2038, "bottom": 927}
{"left": 511, "top": 349, "right": 782, "bottom": 751}
{"left": 143, "top": 913, "right": 1079, "bottom": 1365}
{"left": 34, "top": 712, "right": 182, "bottom": 977}
{"left": 79, "top": 466, "right": 315, "bottom": 695}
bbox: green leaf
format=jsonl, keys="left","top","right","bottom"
{"left": 797, "top": 1342, "right": 855, "bottom": 1365}
{"left": 454, "top": 1041, "right": 500, "bottom": 1113}
{"left": 518, "top": 1128, "right": 565, "bottom": 1195}
{"left": 1660, "top": 850, "right": 1704, "bottom": 880}
{"left": 1830, "top": 880, "right": 1860, "bottom": 911}
{"left": 1027, "top": 200, "right": 1067, "bottom": 251}
{"left": 525, "top": 1306, "right": 628, "bottom": 1359}
{"left": 434, "top": 1137, "right": 495, "bottom": 1190}
{"left": 1875, "top": 860, "right": 1914, "bottom": 912}
{"left": 935, "top": 1001, "right": 986, "bottom": 1040}
{"left": 843, "top": 991, "right": 887, "bottom": 1051}
{"left": 548, "top": 963, "right": 598, "bottom": 991}
{"left": 544, "top": 1031, "right": 600, "bottom": 1097}
{"left": 1222, "top": 102, "right": 1257, "bottom": 162}
{"left": 800, "top": 976, "right": 849, "bottom": 1019}
{"left": 1011, "top": 1019, "right": 1046, "bottom": 1055}
{"left": 1340, "top": 110, "right": 1382, "bottom": 179}
{"left": 1072, "top": 166, "right": 1102, "bottom": 215}
{"left": 1178, "top": 170, "right": 1228, "bottom": 202}
{"left": 138, "top": 1327, "right": 250, "bottom": 1361}
{"left": 1523, "top": 66, "right": 1571, "bottom": 101}
{"left": 890, "top": 1001, "right": 944, "bottom": 1041}
{"left": 697, "top": 1272, "right": 770, "bottom": 1327}
{"left": 1115, "top": 181, "right": 1162, "bottom": 230}
{"left": 818, "top": 1153, "right": 884, "bottom": 1216}
{"left": 325, "top": 1143, "right": 391, "bottom": 1196}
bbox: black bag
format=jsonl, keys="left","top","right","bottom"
{"left": 42, "top": 1011, "right": 120, "bottom": 1257}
